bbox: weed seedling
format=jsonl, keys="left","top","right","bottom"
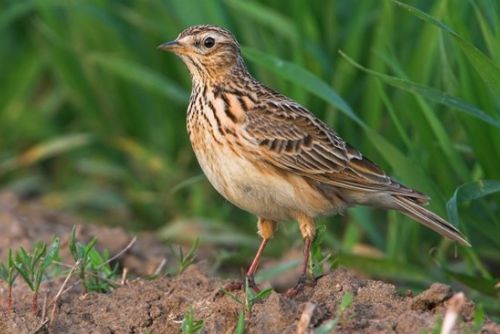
{"left": 0, "top": 250, "right": 19, "bottom": 311}
{"left": 219, "top": 280, "right": 270, "bottom": 332}
{"left": 221, "top": 277, "right": 272, "bottom": 315}
{"left": 181, "top": 307, "right": 204, "bottom": 334}
{"left": 69, "top": 226, "right": 96, "bottom": 285}
{"left": 14, "top": 237, "right": 60, "bottom": 313}
{"left": 69, "top": 226, "right": 118, "bottom": 293}
{"left": 234, "top": 311, "right": 245, "bottom": 334}
{"left": 88, "top": 247, "right": 119, "bottom": 292}
{"left": 244, "top": 278, "right": 272, "bottom": 313}
{"left": 430, "top": 316, "right": 444, "bottom": 334}
{"left": 472, "top": 304, "right": 486, "bottom": 332}
{"left": 315, "top": 292, "right": 353, "bottom": 334}
{"left": 309, "top": 222, "right": 332, "bottom": 279}
{"left": 169, "top": 238, "right": 200, "bottom": 275}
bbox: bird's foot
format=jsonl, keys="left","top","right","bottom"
{"left": 245, "top": 275, "right": 261, "bottom": 292}
{"left": 214, "top": 276, "right": 260, "bottom": 299}
{"left": 284, "top": 275, "right": 315, "bottom": 298}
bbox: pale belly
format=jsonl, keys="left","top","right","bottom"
{"left": 190, "top": 129, "right": 341, "bottom": 221}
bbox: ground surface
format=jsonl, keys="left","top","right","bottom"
{"left": 0, "top": 192, "right": 498, "bottom": 333}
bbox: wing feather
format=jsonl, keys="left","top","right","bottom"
{"left": 243, "top": 100, "right": 426, "bottom": 200}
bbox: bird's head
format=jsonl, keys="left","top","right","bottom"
{"left": 159, "top": 25, "right": 245, "bottom": 83}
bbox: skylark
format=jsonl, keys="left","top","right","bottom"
{"left": 159, "top": 25, "right": 470, "bottom": 292}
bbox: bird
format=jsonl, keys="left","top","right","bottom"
{"left": 158, "top": 24, "right": 470, "bottom": 294}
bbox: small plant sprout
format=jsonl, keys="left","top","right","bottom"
{"left": 0, "top": 250, "right": 19, "bottom": 311}
{"left": 181, "top": 307, "right": 204, "bottom": 334}
{"left": 309, "top": 222, "right": 332, "bottom": 279}
{"left": 315, "top": 292, "right": 353, "bottom": 334}
{"left": 170, "top": 238, "right": 200, "bottom": 275}
{"left": 472, "top": 304, "right": 486, "bottom": 332}
{"left": 234, "top": 311, "right": 245, "bottom": 334}
{"left": 244, "top": 277, "right": 272, "bottom": 313}
{"left": 69, "top": 226, "right": 96, "bottom": 284}
{"left": 14, "top": 237, "right": 60, "bottom": 313}
{"left": 86, "top": 247, "right": 119, "bottom": 292}
{"left": 69, "top": 226, "right": 119, "bottom": 293}
{"left": 338, "top": 292, "right": 353, "bottom": 315}
{"left": 223, "top": 277, "right": 273, "bottom": 314}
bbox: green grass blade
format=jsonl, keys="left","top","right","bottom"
{"left": 375, "top": 82, "right": 412, "bottom": 148}
{"left": 339, "top": 51, "right": 500, "bottom": 129}
{"left": 338, "top": 254, "right": 431, "bottom": 283}
{"left": 446, "top": 270, "right": 499, "bottom": 297}
{"left": 0, "top": 0, "right": 38, "bottom": 30}
{"left": 365, "top": 128, "right": 444, "bottom": 208}
{"left": 88, "top": 53, "right": 189, "bottom": 102}
{"left": 234, "top": 311, "right": 245, "bottom": 334}
{"left": 254, "top": 259, "right": 300, "bottom": 283}
{"left": 0, "top": 134, "right": 95, "bottom": 175}
{"left": 473, "top": 3, "right": 500, "bottom": 59}
{"left": 446, "top": 180, "right": 500, "bottom": 231}
{"left": 393, "top": 0, "right": 500, "bottom": 94}
{"left": 224, "top": 0, "right": 298, "bottom": 43}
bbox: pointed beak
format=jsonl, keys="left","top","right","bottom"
{"left": 158, "top": 40, "right": 181, "bottom": 52}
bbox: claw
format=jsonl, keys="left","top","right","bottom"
{"left": 214, "top": 275, "right": 261, "bottom": 299}
{"left": 245, "top": 275, "right": 261, "bottom": 292}
{"left": 285, "top": 275, "right": 307, "bottom": 298}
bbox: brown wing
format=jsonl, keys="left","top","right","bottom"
{"left": 243, "top": 99, "right": 426, "bottom": 200}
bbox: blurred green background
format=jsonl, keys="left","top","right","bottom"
{"left": 1, "top": 0, "right": 499, "bottom": 317}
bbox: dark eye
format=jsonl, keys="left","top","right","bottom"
{"left": 203, "top": 37, "right": 215, "bottom": 48}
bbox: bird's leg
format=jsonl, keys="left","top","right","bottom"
{"left": 286, "top": 214, "right": 315, "bottom": 297}
{"left": 220, "top": 218, "right": 276, "bottom": 293}
{"left": 299, "top": 237, "right": 312, "bottom": 281}
{"left": 245, "top": 218, "right": 277, "bottom": 290}
{"left": 244, "top": 238, "right": 268, "bottom": 291}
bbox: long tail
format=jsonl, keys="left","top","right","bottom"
{"left": 393, "top": 196, "right": 470, "bottom": 246}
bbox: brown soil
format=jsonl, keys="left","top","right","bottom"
{"left": 0, "top": 192, "right": 498, "bottom": 333}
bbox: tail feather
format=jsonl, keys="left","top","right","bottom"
{"left": 394, "top": 196, "right": 470, "bottom": 246}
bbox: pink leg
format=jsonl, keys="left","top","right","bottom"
{"left": 222, "top": 219, "right": 276, "bottom": 293}
{"left": 244, "top": 238, "right": 270, "bottom": 291}
{"left": 300, "top": 237, "right": 312, "bottom": 277}
{"left": 286, "top": 237, "right": 313, "bottom": 297}
{"left": 246, "top": 237, "right": 269, "bottom": 278}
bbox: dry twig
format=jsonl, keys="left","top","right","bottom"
{"left": 441, "top": 292, "right": 465, "bottom": 334}
{"left": 296, "top": 302, "right": 316, "bottom": 334}
{"left": 49, "top": 260, "right": 81, "bottom": 324}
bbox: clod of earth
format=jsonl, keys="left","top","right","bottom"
{"left": 1, "top": 266, "right": 498, "bottom": 333}
{"left": 0, "top": 193, "right": 498, "bottom": 333}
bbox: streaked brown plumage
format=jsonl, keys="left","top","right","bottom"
{"left": 159, "top": 25, "right": 470, "bottom": 292}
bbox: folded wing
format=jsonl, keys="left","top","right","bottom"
{"left": 243, "top": 100, "right": 427, "bottom": 203}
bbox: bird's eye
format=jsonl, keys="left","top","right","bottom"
{"left": 203, "top": 37, "right": 215, "bottom": 48}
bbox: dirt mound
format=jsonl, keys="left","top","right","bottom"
{"left": 2, "top": 266, "right": 497, "bottom": 333}
{"left": 0, "top": 192, "right": 498, "bottom": 333}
